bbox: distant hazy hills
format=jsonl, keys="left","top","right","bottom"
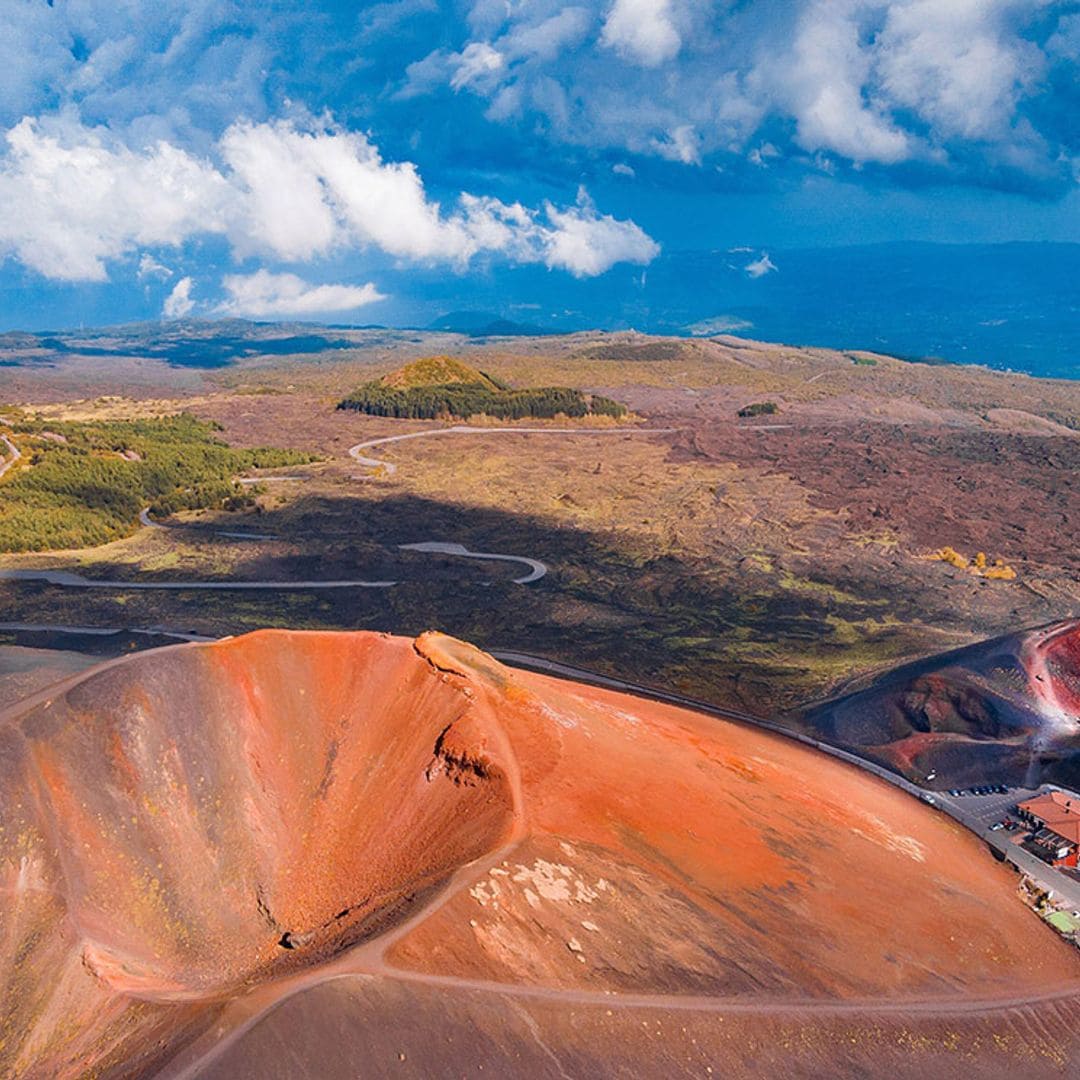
{"left": 2, "top": 243, "right": 1076, "bottom": 379}
{"left": 0, "top": 320, "right": 366, "bottom": 369}
{"left": 394, "top": 242, "right": 1080, "bottom": 379}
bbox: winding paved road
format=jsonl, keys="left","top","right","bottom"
{"left": 0, "top": 547, "right": 545, "bottom": 592}
{"left": 138, "top": 512, "right": 551, "bottom": 583}
{"left": 0, "top": 568, "right": 399, "bottom": 590}
{"left": 0, "top": 434, "right": 21, "bottom": 480}
{"left": 2, "top": 424, "right": 677, "bottom": 593}
{"left": 400, "top": 541, "right": 546, "bottom": 584}
{"left": 347, "top": 423, "right": 676, "bottom": 476}
{"left": 85, "top": 424, "right": 676, "bottom": 590}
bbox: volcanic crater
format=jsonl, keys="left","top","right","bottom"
{"left": 2, "top": 629, "right": 1079, "bottom": 1078}
{"left": 802, "top": 619, "right": 1080, "bottom": 788}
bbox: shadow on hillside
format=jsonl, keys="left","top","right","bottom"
{"left": 0, "top": 489, "right": 1056, "bottom": 716}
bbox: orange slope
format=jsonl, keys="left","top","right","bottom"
{"left": 0, "top": 629, "right": 1077, "bottom": 1078}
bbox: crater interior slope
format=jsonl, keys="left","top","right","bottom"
{"left": 1, "top": 630, "right": 1078, "bottom": 1078}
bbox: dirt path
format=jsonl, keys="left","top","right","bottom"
{"left": 156, "top": 814, "right": 1080, "bottom": 1080}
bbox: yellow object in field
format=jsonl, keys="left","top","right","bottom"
{"left": 927, "top": 546, "right": 1016, "bottom": 580}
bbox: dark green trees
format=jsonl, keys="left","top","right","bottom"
{"left": 336, "top": 383, "right": 627, "bottom": 421}
{"left": 0, "top": 413, "right": 316, "bottom": 552}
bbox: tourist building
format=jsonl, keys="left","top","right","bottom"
{"left": 1018, "top": 790, "right": 1080, "bottom": 867}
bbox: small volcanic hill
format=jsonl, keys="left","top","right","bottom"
{"left": 800, "top": 620, "right": 1080, "bottom": 788}
{"left": 376, "top": 355, "right": 504, "bottom": 390}
{"left": 2, "top": 631, "right": 1079, "bottom": 1078}
{"left": 337, "top": 356, "right": 627, "bottom": 419}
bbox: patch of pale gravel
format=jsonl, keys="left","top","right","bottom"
{"left": 469, "top": 855, "right": 613, "bottom": 913}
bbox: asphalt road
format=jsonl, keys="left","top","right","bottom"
{"left": 0, "top": 568, "right": 398, "bottom": 590}
{"left": 347, "top": 423, "right": 677, "bottom": 476}
{"left": 138, "top": 506, "right": 548, "bottom": 582}
{"left": 399, "top": 541, "right": 546, "bottom": 584}
{"left": 0, "top": 434, "right": 21, "bottom": 480}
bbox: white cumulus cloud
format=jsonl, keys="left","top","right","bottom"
{"left": 748, "top": 0, "right": 1056, "bottom": 168}
{"left": 138, "top": 253, "right": 173, "bottom": 281}
{"left": 221, "top": 121, "right": 477, "bottom": 264}
{"left": 600, "top": 0, "right": 682, "bottom": 67}
{"left": 745, "top": 253, "right": 777, "bottom": 278}
{"left": 759, "top": 1, "right": 911, "bottom": 165}
{"left": 875, "top": 0, "right": 1044, "bottom": 142}
{"left": 652, "top": 124, "right": 700, "bottom": 165}
{"left": 542, "top": 189, "right": 660, "bottom": 276}
{"left": 162, "top": 276, "right": 195, "bottom": 318}
{"left": 0, "top": 115, "right": 658, "bottom": 283}
{"left": 502, "top": 8, "right": 592, "bottom": 63}
{"left": 218, "top": 271, "right": 385, "bottom": 318}
{"left": 393, "top": 0, "right": 1074, "bottom": 187}
{"left": 0, "top": 116, "right": 231, "bottom": 281}
{"left": 450, "top": 42, "right": 505, "bottom": 91}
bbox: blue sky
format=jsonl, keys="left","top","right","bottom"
{"left": 0, "top": 0, "right": 1078, "bottom": 329}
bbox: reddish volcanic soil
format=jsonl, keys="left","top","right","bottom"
{"left": 663, "top": 417, "right": 1079, "bottom": 571}
{"left": 2, "top": 630, "right": 1078, "bottom": 1078}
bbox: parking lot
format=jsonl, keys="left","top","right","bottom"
{"left": 936, "top": 785, "right": 1043, "bottom": 832}
{"left": 933, "top": 784, "right": 1080, "bottom": 910}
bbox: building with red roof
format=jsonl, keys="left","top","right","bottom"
{"left": 1018, "top": 790, "right": 1080, "bottom": 867}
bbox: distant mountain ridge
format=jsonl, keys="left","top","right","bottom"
{"left": 404, "top": 242, "right": 1078, "bottom": 379}
{"left": 426, "top": 311, "right": 554, "bottom": 337}
{"left": 0, "top": 319, "right": 366, "bottom": 369}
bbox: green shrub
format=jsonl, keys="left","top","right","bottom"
{"left": 588, "top": 394, "right": 629, "bottom": 419}
{"left": 737, "top": 402, "right": 779, "bottom": 418}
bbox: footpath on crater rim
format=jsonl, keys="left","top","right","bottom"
{"left": 1, "top": 629, "right": 1078, "bottom": 1078}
